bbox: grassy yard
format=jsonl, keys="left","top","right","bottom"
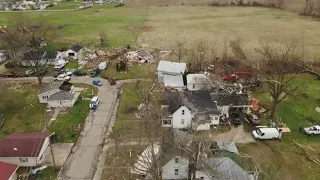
{"left": 49, "top": 99, "right": 90, "bottom": 143}
{"left": 65, "top": 60, "right": 79, "bottom": 69}
{"left": 0, "top": 83, "right": 46, "bottom": 139}
{"left": 139, "top": 6, "right": 320, "bottom": 59}
{"left": 0, "top": 6, "right": 148, "bottom": 49}
{"left": 74, "top": 83, "right": 98, "bottom": 99}
{"left": 17, "top": 167, "right": 60, "bottom": 180}
{"left": 103, "top": 63, "right": 157, "bottom": 80}
{"left": 238, "top": 75, "right": 320, "bottom": 180}
{"left": 46, "top": 1, "right": 82, "bottom": 10}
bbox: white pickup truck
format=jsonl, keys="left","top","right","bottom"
{"left": 304, "top": 125, "right": 320, "bottom": 135}
{"left": 54, "top": 74, "right": 71, "bottom": 81}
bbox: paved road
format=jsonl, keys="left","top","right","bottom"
{"left": 0, "top": 76, "right": 138, "bottom": 180}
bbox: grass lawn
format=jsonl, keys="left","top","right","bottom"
{"left": 0, "top": 83, "right": 46, "bottom": 139}
{"left": 238, "top": 75, "right": 320, "bottom": 180}
{"left": 17, "top": 167, "right": 60, "bottom": 180}
{"left": 103, "top": 63, "right": 157, "bottom": 80}
{"left": 0, "top": 6, "right": 148, "bottom": 49}
{"left": 73, "top": 83, "right": 98, "bottom": 99}
{"left": 65, "top": 60, "right": 79, "bottom": 69}
{"left": 49, "top": 99, "right": 90, "bottom": 143}
{"left": 139, "top": 6, "right": 320, "bottom": 59}
{"left": 102, "top": 145, "right": 146, "bottom": 180}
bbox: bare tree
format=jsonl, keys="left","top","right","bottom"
{"left": 171, "top": 38, "right": 187, "bottom": 62}
{"left": 229, "top": 38, "right": 247, "bottom": 61}
{"left": 255, "top": 41, "right": 301, "bottom": 119}
{"left": 294, "top": 59, "right": 320, "bottom": 80}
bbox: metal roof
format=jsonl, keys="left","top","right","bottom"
{"left": 162, "top": 75, "right": 184, "bottom": 87}
{"left": 216, "top": 141, "right": 239, "bottom": 155}
{"left": 157, "top": 60, "right": 187, "bottom": 74}
{"left": 39, "top": 81, "right": 64, "bottom": 94}
{"left": 199, "top": 157, "right": 252, "bottom": 180}
{"left": 0, "top": 161, "right": 18, "bottom": 180}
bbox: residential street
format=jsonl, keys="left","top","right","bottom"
{"left": 0, "top": 76, "right": 137, "bottom": 180}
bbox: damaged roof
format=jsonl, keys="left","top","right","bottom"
{"left": 157, "top": 60, "right": 187, "bottom": 74}
{"left": 210, "top": 93, "right": 249, "bottom": 106}
{"left": 48, "top": 91, "right": 74, "bottom": 101}
{"left": 40, "top": 81, "right": 73, "bottom": 94}
{"left": 70, "top": 44, "right": 83, "bottom": 52}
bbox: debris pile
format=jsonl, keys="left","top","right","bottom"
{"left": 122, "top": 50, "right": 156, "bottom": 65}
{"left": 247, "top": 91, "right": 266, "bottom": 113}
{"left": 84, "top": 50, "right": 109, "bottom": 68}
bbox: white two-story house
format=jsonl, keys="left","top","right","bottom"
{"left": 161, "top": 91, "right": 221, "bottom": 130}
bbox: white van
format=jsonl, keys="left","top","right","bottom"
{"left": 252, "top": 128, "right": 282, "bottom": 140}
{"left": 89, "top": 96, "right": 100, "bottom": 109}
{"left": 54, "top": 60, "right": 67, "bottom": 70}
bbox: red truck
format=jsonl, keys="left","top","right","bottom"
{"left": 222, "top": 72, "right": 255, "bottom": 81}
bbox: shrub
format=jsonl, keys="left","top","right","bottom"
{"left": 4, "top": 62, "right": 16, "bottom": 68}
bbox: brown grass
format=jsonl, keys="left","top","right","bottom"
{"left": 138, "top": 6, "right": 320, "bottom": 59}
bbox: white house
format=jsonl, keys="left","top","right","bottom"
{"left": 20, "top": 51, "right": 64, "bottom": 67}
{"left": 0, "top": 161, "right": 19, "bottom": 180}
{"left": 38, "top": 81, "right": 79, "bottom": 108}
{"left": 161, "top": 91, "right": 221, "bottom": 130}
{"left": 65, "top": 44, "right": 84, "bottom": 60}
{"left": 162, "top": 156, "right": 256, "bottom": 180}
{"left": 186, "top": 74, "right": 211, "bottom": 91}
{"left": 157, "top": 60, "right": 187, "bottom": 88}
{"left": 0, "top": 132, "right": 51, "bottom": 167}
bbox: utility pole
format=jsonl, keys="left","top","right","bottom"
{"left": 49, "top": 137, "right": 57, "bottom": 171}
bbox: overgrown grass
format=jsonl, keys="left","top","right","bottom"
{"left": 0, "top": 83, "right": 46, "bottom": 139}
{"left": 49, "top": 99, "right": 90, "bottom": 143}
{"left": 0, "top": 6, "right": 148, "bottom": 48}
{"left": 103, "top": 64, "right": 157, "bottom": 80}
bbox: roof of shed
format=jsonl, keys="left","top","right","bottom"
{"left": 0, "top": 161, "right": 18, "bottom": 180}
{"left": 157, "top": 60, "right": 187, "bottom": 74}
{"left": 48, "top": 91, "right": 74, "bottom": 101}
{"left": 186, "top": 74, "right": 209, "bottom": 84}
{"left": 162, "top": 75, "right": 184, "bottom": 87}
{"left": 70, "top": 44, "right": 83, "bottom": 52}
{"left": 0, "top": 132, "right": 50, "bottom": 157}
{"left": 199, "top": 157, "right": 252, "bottom": 180}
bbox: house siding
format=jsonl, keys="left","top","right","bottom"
{"left": 162, "top": 156, "right": 189, "bottom": 180}
{"left": 0, "top": 157, "right": 37, "bottom": 167}
{"left": 187, "top": 82, "right": 204, "bottom": 91}
{"left": 37, "top": 137, "right": 50, "bottom": 162}
{"left": 172, "top": 106, "right": 193, "bottom": 129}
{"left": 9, "top": 172, "right": 17, "bottom": 180}
{"left": 47, "top": 99, "right": 74, "bottom": 108}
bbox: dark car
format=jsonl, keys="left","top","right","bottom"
{"left": 90, "top": 68, "right": 101, "bottom": 77}
{"left": 74, "top": 70, "right": 87, "bottom": 76}
{"left": 246, "top": 114, "right": 260, "bottom": 125}
{"left": 230, "top": 112, "right": 242, "bottom": 125}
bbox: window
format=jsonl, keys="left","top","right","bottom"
{"left": 181, "top": 119, "right": 185, "bottom": 124}
{"left": 175, "top": 169, "right": 179, "bottom": 175}
{"left": 214, "top": 116, "right": 219, "bottom": 120}
{"left": 182, "top": 110, "right": 185, "bottom": 115}
{"left": 163, "top": 120, "right": 172, "bottom": 125}
{"left": 19, "top": 158, "right": 28, "bottom": 163}
{"left": 200, "top": 177, "right": 204, "bottom": 180}
{"left": 193, "top": 83, "right": 195, "bottom": 89}
{"left": 42, "top": 96, "right": 48, "bottom": 99}
{"left": 175, "top": 157, "right": 179, "bottom": 163}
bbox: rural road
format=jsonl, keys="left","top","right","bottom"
{"left": 0, "top": 76, "right": 140, "bottom": 180}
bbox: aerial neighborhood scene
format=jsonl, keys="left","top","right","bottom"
{"left": 0, "top": 0, "right": 320, "bottom": 180}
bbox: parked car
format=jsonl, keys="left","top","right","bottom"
{"left": 54, "top": 74, "right": 71, "bottom": 81}
{"left": 54, "top": 60, "right": 67, "bottom": 70}
{"left": 65, "top": 69, "right": 76, "bottom": 75}
{"left": 90, "top": 68, "right": 101, "bottom": 77}
{"left": 74, "top": 70, "right": 87, "bottom": 76}
{"left": 304, "top": 125, "right": 320, "bottom": 135}
{"left": 0, "top": 72, "right": 21, "bottom": 78}
{"left": 25, "top": 69, "right": 36, "bottom": 76}
{"left": 92, "top": 79, "right": 102, "bottom": 86}
{"left": 230, "top": 112, "right": 242, "bottom": 125}
{"left": 89, "top": 96, "right": 100, "bottom": 109}
{"left": 246, "top": 113, "right": 260, "bottom": 125}
{"left": 252, "top": 128, "right": 282, "bottom": 140}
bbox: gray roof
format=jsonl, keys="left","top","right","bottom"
{"left": 216, "top": 141, "right": 239, "bottom": 155}
{"left": 70, "top": 44, "right": 83, "bottom": 52}
{"left": 210, "top": 93, "right": 249, "bottom": 106}
{"left": 199, "top": 157, "right": 252, "bottom": 180}
{"left": 157, "top": 60, "right": 187, "bottom": 74}
{"left": 40, "top": 81, "right": 64, "bottom": 94}
{"left": 173, "top": 129, "right": 194, "bottom": 145}
{"left": 48, "top": 91, "right": 74, "bottom": 101}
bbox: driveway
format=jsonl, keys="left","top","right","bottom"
{"left": 0, "top": 76, "right": 131, "bottom": 180}
{"left": 39, "top": 143, "right": 74, "bottom": 167}
{"left": 210, "top": 125, "right": 255, "bottom": 144}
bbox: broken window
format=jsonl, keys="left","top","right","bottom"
{"left": 175, "top": 169, "right": 179, "bottom": 175}
{"left": 163, "top": 120, "right": 171, "bottom": 125}
{"left": 175, "top": 157, "right": 179, "bottom": 163}
{"left": 182, "top": 109, "right": 185, "bottom": 115}
{"left": 19, "top": 158, "right": 28, "bottom": 162}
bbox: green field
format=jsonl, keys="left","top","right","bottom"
{"left": 46, "top": 1, "right": 82, "bottom": 10}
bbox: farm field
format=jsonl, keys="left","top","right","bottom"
{"left": 139, "top": 6, "right": 320, "bottom": 59}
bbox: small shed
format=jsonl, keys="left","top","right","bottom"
{"left": 216, "top": 141, "right": 239, "bottom": 155}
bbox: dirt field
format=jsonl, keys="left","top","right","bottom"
{"left": 138, "top": 6, "right": 320, "bottom": 59}
{"left": 128, "top": 0, "right": 306, "bottom": 12}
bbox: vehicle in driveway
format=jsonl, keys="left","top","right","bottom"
{"left": 304, "top": 125, "right": 320, "bottom": 135}
{"left": 25, "top": 69, "right": 36, "bottom": 76}
{"left": 92, "top": 79, "right": 102, "bottom": 86}
{"left": 54, "top": 74, "right": 71, "bottom": 81}
{"left": 54, "top": 60, "right": 67, "bottom": 70}
{"left": 90, "top": 68, "right": 101, "bottom": 77}
{"left": 89, "top": 96, "right": 100, "bottom": 109}
{"left": 246, "top": 113, "right": 260, "bottom": 125}
{"left": 252, "top": 128, "right": 282, "bottom": 140}
{"left": 230, "top": 112, "right": 242, "bottom": 125}
{"left": 73, "top": 70, "right": 87, "bottom": 76}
